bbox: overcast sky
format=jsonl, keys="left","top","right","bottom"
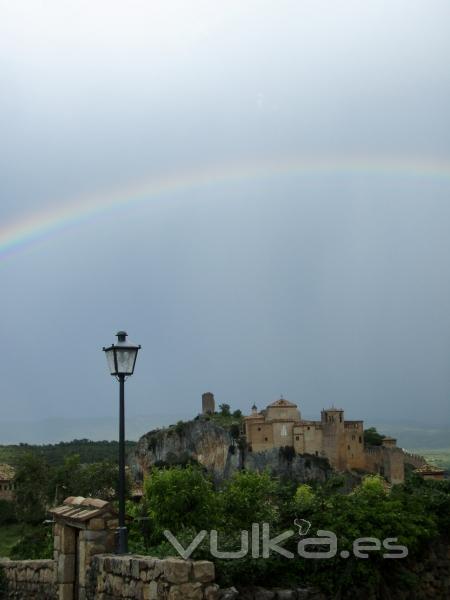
{"left": 1, "top": 1, "right": 450, "bottom": 439}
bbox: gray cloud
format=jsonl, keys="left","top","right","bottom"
{"left": 1, "top": 1, "right": 450, "bottom": 433}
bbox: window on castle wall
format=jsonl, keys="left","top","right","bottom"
{"left": 359, "top": 436, "right": 362, "bottom": 443}
{"left": 348, "top": 445, "right": 350, "bottom": 450}
{"left": 264, "top": 437, "right": 268, "bottom": 442}
{"left": 296, "top": 436, "right": 299, "bottom": 441}
{"left": 258, "top": 427, "right": 261, "bottom": 431}
{"left": 339, "top": 414, "right": 342, "bottom": 422}
{"left": 315, "top": 451, "right": 318, "bottom": 456}
{"left": 281, "top": 425, "right": 287, "bottom": 437}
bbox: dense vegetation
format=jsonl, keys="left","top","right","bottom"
{"left": 0, "top": 439, "right": 136, "bottom": 468}
{"left": 0, "top": 449, "right": 131, "bottom": 559}
{"left": 128, "top": 466, "right": 450, "bottom": 598}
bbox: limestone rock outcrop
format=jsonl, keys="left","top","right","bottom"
{"left": 131, "top": 418, "right": 239, "bottom": 482}
{"left": 131, "top": 418, "right": 332, "bottom": 483}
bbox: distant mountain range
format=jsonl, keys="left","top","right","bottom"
{"left": 0, "top": 414, "right": 192, "bottom": 445}
{"left": 372, "top": 422, "right": 450, "bottom": 451}
{"left": 0, "top": 416, "right": 448, "bottom": 450}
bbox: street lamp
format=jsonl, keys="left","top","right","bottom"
{"left": 103, "top": 331, "right": 141, "bottom": 554}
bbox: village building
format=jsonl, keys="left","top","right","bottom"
{"left": 0, "top": 464, "right": 15, "bottom": 501}
{"left": 414, "top": 464, "right": 446, "bottom": 481}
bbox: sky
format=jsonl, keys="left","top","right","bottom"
{"left": 1, "top": 1, "right": 450, "bottom": 441}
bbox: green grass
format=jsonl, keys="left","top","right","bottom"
{"left": 207, "top": 412, "right": 243, "bottom": 429}
{"left": 0, "top": 523, "right": 26, "bottom": 558}
{"left": 410, "top": 448, "right": 450, "bottom": 472}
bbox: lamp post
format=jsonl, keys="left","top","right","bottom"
{"left": 103, "top": 331, "right": 141, "bottom": 554}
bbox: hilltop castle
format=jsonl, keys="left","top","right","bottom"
{"left": 243, "top": 397, "right": 405, "bottom": 483}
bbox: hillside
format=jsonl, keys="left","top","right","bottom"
{"left": 0, "top": 439, "right": 137, "bottom": 468}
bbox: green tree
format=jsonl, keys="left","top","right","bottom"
{"left": 143, "top": 465, "right": 216, "bottom": 540}
{"left": 219, "top": 404, "right": 231, "bottom": 417}
{"left": 14, "top": 453, "right": 50, "bottom": 523}
{"left": 293, "top": 483, "right": 315, "bottom": 511}
{"left": 78, "top": 461, "right": 123, "bottom": 500}
{"left": 50, "top": 456, "right": 122, "bottom": 502}
{"left": 363, "top": 427, "right": 385, "bottom": 446}
{"left": 232, "top": 409, "right": 242, "bottom": 418}
{"left": 220, "top": 470, "right": 278, "bottom": 530}
{"left": 0, "top": 499, "right": 16, "bottom": 525}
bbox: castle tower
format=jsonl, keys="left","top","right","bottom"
{"left": 321, "top": 408, "right": 346, "bottom": 470}
{"left": 251, "top": 404, "right": 258, "bottom": 415}
{"left": 202, "top": 392, "right": 215, "bottom": 415}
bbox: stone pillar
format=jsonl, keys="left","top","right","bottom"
{"left": 54, "top": 523, "right": 76, "bottom": 600}
{"left": 77, "top": 521, "right": 115, "bottom": 600}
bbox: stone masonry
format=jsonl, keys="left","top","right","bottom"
{"left": 0, "top": 559, "right": 56, "bottom": 599}
{"left": 85, "top": 555, "right": 218, "bottom": 600}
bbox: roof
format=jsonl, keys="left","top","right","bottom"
{"left": 49, "top": 496, "right": 113, "bottom": 524}
{"left": 267, "top": 398, "right": 298, "bottom": 408}
{"left": 414, "top": 464, "right": 445, "bottom": 475}
{"left": 0, "top": 464, "right": 15, "bottom": 481}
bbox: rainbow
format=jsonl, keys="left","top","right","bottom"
{"left": 1, "top": 155, "right": 450, "bottom": 259}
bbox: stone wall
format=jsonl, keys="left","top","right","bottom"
{"left": 85, "top": 555, "right": 219, "bottom": 600}
{"left": 0, "top": 559, "right": 56, "bottom": 599}
{"left": 403, "top": 451, "right": 427, "bottom": 469}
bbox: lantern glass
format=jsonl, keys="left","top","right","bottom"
{"left": 103, "top": 331, "right": 140, "bottom": 377}
{"left": 105, "top": 347, "right": 117, "bottom": 375}
{"left": 115, "top": 347, "right": 138, "bottom": 375}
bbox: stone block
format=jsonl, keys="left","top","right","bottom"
{"left": 131, "top": 558, "right": 141, "bottom": 579}
{"left": 59, "top": 583, "right": 74, "bottom": 600}
{"left": 145, "top": 580, "right": 159, "bottom": 600}
{"left": 152, "top": 559, "right": 164, "bottom": 579}
{"left": 113, "top": 574, "right": 124, "bottom": 596}
{"left": 58, "top": 554, "right": 75, "bottom": 583}
{"left": 89, "top": 518, "right": 105, "bottom": 530}
{"left": 60, "top": 526, "right": 76, "bottom": 554}
{"left": 169, "top": 582, "right": 203, "bottom": 600}
{"left": 252, "top": 588, "right": 275, "bottom": 599}
{"left": 78, "top": 588, "right": 87, "bottom": 600}
{"left": 204, "top": 583, "right": 220, "bottom": 599}
{"left": 163, "top": 557, "right": 191, "bottom": 583}
{"left": 107, "top": 518, "right": 119, "bottom": 529}
{"left": 83, "top": 530, "right": 109, "bottom": 543}
{"left": 193, "top": 560, "right": 215, "bottom": 583}
{"left": 134, "top": 579, "right": 144, "bottom": 599}
{"left": 219, "top": 587, "right": 239, "bottom": 600}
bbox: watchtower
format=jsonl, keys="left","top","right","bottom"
{"left": 202, "top": 392, "right": 215, "bottom": 415}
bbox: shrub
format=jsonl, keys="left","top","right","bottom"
{"left": 0, "top": 500, "right": 16, "bottom": 525}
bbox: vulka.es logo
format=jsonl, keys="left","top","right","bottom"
{"left": 164, "top": 522, "right": 408, "bottom": 560}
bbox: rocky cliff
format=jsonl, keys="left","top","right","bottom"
{"left": 131, "top": 418, "right": 332, "bottom": 483}
{"left": 131, "top": 419, "right": 239, "bottom": 482}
